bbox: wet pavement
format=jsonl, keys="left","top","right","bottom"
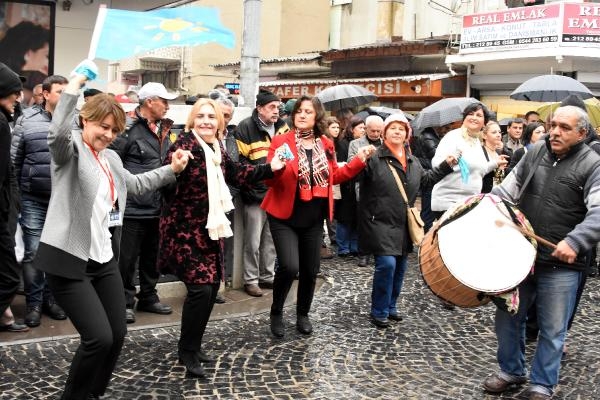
{"left": 1, "top": 253, "right": 599, "bottom": 399}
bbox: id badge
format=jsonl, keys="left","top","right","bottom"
{"left": 108, "top": 209, "right": 122, "bottom": 227}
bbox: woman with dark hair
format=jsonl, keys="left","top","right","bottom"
{"left": 431, "top": 102, "right": 508, "bottom": 218}
{"left": 0, "top": 21, "right": 50, "bottom": 103}
{"left": 334, "top": 115, "right": 365, "bottom": 256}
{"left": 261, "top": 95, "right": 375, "bottom": 338}
{"left": 506, "top": 121, "right": 545, "bottom": 175}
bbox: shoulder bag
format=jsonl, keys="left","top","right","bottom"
{"left": 388, "top": 164, "right": 425, "bottom": 246}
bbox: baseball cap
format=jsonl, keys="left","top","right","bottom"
{"left": 138, "top": 82, "right": 178, "bottom": 101}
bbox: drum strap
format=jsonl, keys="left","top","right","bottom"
{"left": 516, "top": 145, "right": 547, "bottom": 204}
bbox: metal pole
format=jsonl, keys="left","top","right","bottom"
{"left": 239, "top": 0, "right": 261, "bottom": 108}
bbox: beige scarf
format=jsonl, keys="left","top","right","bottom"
{"left": 192, "top": 130, "right": 234, "bottom": 240}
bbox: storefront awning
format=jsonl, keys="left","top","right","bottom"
{"left": 259, "top": 73, "right": 462, "bottom": 99}
{"left": 259, "top": 73, "right": 455, "bottom": 87}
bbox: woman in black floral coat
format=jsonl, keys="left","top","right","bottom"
{"left": 159, "top": 98, "right": 284, "bottom": 377}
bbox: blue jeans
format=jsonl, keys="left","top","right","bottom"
{"left": 371, "top": 255, "right": 408, "bottom": 319}
{"left": 495, "top": 266, "right": 582, "bottom": 395}
{"left": 20, "top": 198, "right": 53, "bottom": 307}
{"left": 335, "top": 222, "right": 358, "bottom": 255}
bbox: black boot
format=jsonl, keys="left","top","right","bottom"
{"left": 178, "top": 350, "right": 206, "bottom": 378}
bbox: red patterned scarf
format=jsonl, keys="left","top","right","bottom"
{"left": 295, "top": 130, "right": 329, "bottom": 201}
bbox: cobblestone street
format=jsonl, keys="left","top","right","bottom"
{"left": 1, "top": 254, "right": 599, "bottom": 399}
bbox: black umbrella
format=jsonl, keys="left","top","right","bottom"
{"left": 510, "top": 75, "right": 593, "bottom": 102}
{"left": 411, "top": 97, "right": 479, "bottom": 133}
{"left": 355, "top": 107, "right": 413, "bottom": 122}
{"left": 316, "top": 84, "right": 377, "bottom": 111}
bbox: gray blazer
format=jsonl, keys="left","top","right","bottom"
{"left": 35, "top": 93, "right": 176, "bottom": 280}
{"left": 347, "top": 136, "right": 382, "bottom": 200}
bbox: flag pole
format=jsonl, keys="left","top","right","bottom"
{"left": 88, "top": 4, "right": 108, "bottom": 60}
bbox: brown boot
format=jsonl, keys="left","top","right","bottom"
{"left": 244, "top": 284, "right": 263, "bottom": 297}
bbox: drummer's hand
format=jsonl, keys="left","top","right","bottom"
{"left": 551, "top": 240, "right": 577, "bottom": 264}
{"left": 445, "top": 155, "right": 458, "bottom": 167}
{"left": 497, "top": 155, "right": 509, "bottom": 170}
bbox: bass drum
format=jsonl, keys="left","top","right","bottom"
{"left": 419, "top": 194, "right": 537, "bottom": 307}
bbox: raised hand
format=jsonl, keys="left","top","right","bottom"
{"left": 170, "top": 149, "right": 194, "bottom": 173}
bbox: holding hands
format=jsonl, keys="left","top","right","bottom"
{"left": 170, "top": 149, "right": 194, "bottom": 173}
{"left": 444, "top": 155, "right": 459, "bottom": 167}
{"left": 357, "top": 145, "right": 377, "bottom": 162}
{"left": 497, "top": 154, "right": 509, "bottom": 170}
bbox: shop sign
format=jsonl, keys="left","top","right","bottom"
{"left": 460, "top": 3, "right": 561, "bottom": 53}
{"left": 262, "top": 79, "right": 431, "bottom": 99}
{"left": 562, "top": 2, "right": 600, "bottom": 46}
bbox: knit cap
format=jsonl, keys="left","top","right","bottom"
{"left": 256, "top": 89, "right": 279, "bottom": 106}
{"left": 383, "top": 112, "right": 412, "bottom": 138}
{"left": 0, "top": 62, "right": 23, "bottom": 98}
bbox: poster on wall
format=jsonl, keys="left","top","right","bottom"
{"left": 0, "top": 0, "right": 55, "bottom": 105}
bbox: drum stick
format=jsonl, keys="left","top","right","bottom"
{"left": 495, "top": 220, "right": 557, "bottom": 249}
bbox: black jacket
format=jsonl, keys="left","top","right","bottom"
{"left": 413, "top": 128, "right": 441, "bottom": 170}
{"left": 358, "top": 144, "right": 452, "bottom": 256}
{"left": 10, "top": 105, "right": 53, "bottom": 204}
{"left": 0, "top": 108, "right": 16, "bottom": 217}
{"left": 109, "top": 108, "right": 175, "bottom": 218}
{"left": 516, "top": 139, "right": 600, "bottom": 271}
{"left": 234, "top": 109, "right": 288, "bottom": 204}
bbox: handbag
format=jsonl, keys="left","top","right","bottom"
{"left": 388, "top": 164, "right": 425, "bottom": 246}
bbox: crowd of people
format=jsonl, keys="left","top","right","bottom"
{"left": 1, "top": 58, "right": 600, "bottom": 400}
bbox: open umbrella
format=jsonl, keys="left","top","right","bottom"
{"left": 510, "top": 75, "right": 593, "bottom": 102}
{"left": 355, "top": 106, "right": 414, "bottom": 122}
{"left": 537, "top": 96, "right": 600, "bottom": 128}
{"left": 316, "top": 84, "right": 377, "bottom": 111}
{"left": 411, "top": 97, "right": 480, "bottom": 133}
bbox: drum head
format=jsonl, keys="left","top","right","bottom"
{"left": 437, "top": 195, "right": 536, "bottom": 293}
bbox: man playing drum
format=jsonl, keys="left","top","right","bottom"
{"left": 483, "top": 105, "right": 600, "bottom": 400}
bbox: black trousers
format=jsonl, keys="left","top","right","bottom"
{"left": 47, "top": 258, "right": 127, "bottom": 400}
{"left": 118, "top": 218, "right": 160, "bottom": 308}
{"left": 0, "top": 209, "right": 20, "bottom": 316}
{"left": 179, "top": 282, "right": 218, "bottom": 353}
{"left": 268, "top": 217, "right": 322, "bottom": 316}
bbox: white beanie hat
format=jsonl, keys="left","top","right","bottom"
{"left": 383, "top": 112, "right": 412, "bottom": 139}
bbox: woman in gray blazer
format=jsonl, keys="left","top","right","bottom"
{"left": 34, "top": 71, "right": 191, "bottom": 400}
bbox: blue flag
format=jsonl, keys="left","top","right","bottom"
{"left": 91, "top": 6, "right": 235, "bottom": 60}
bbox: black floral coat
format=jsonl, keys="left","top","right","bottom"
{"left": 158, "top": 131, "right": 272, "bottom": 284}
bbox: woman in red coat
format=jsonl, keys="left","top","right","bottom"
{"left": 261, "top": 95, "right": 375, "bottom": 338}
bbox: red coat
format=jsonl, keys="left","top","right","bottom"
{"left": 261, "top": 130, "right": 366, "bottom": 221}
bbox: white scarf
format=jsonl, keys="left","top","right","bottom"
{"left": 192, "top": 130, "right": 234, "bottom": 240}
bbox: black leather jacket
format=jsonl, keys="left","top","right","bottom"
{"left": 109, "top": 109, "right": 175, "bottom": 218}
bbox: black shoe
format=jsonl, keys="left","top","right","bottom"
{"left": 196, "top": 349, "right": 215, "bottom": 363}
{"left": 357, "top": 256, "right": 368, "bottom": 267}
{"left": 214, "top": 294, "right": 226, "bottom": 304}
{"left": 296, "top": 315, "right": 313, "bottom": 335}
{"left": 25, "top": 305, "right": 42, "bottom": 327}
{"left": 125, "top": 308, "right": 136, "bottom": 324}
{"left": 258, "top": 281, "right": 274, "bottom": 290}
{"left": 0, "top": 322, "right": 29, "bottom": 332}
{"left": 270, "top": 314, "right": 285, "bottom": 338}
{"left": 370, "top": 315, "right": 390, "bottom": 328}
{"left": 178, "top": 350, "right": 206, "bottom": 378}
{"left": 43, "top": 302, "right": 67, "bottom": 320}
{"left": 388, "top": 313, "right": 403, "bottom": 321}
{"left": 137, "top": 302, "right": 172, "bottom": 315}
